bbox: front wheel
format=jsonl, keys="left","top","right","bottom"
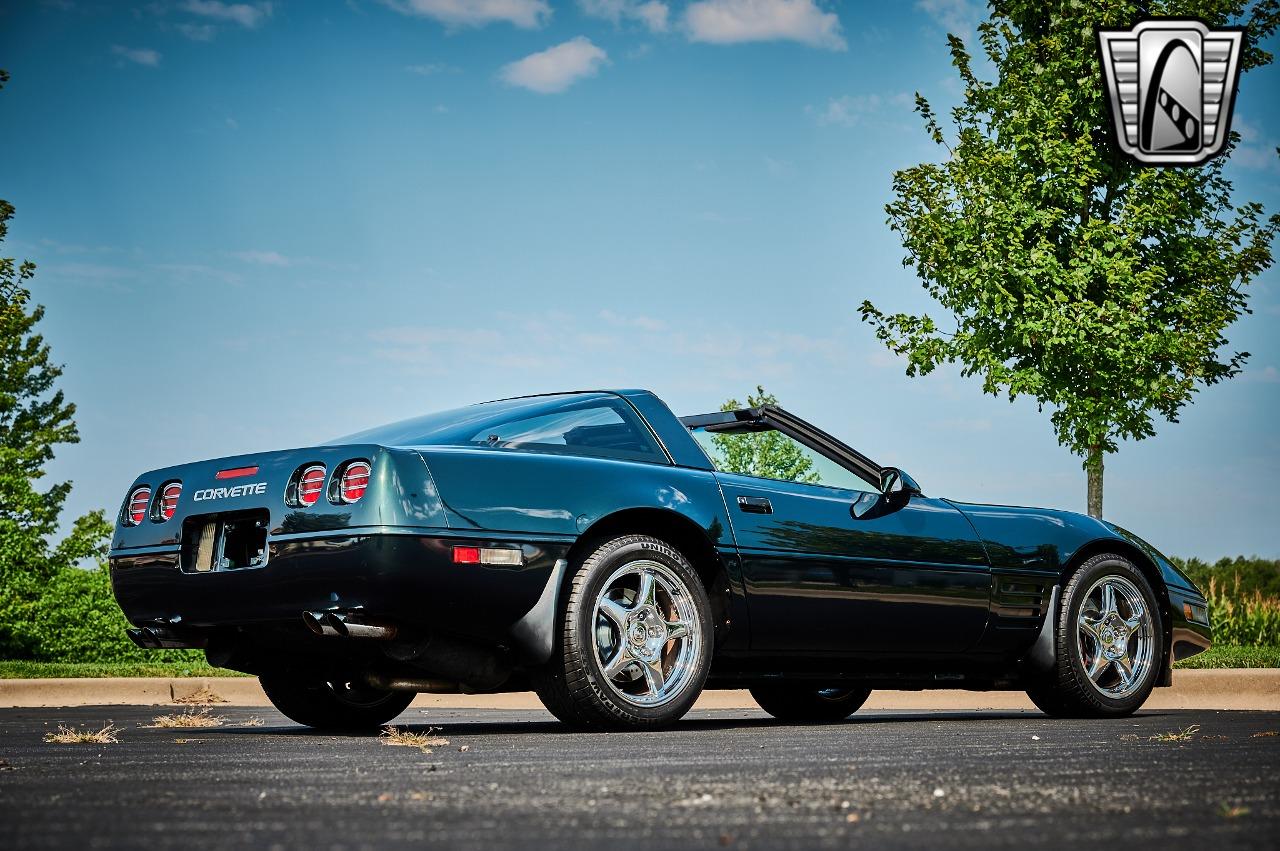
{"left": 750, "top": 685, "right": 871, "bottom": 722}
{"left": 1026, "top": 553, "right": 1163, "bottom": 718}
{"left": 532, "top": 534, "right": 713, "bottom": 730}
{"left": 260, "top": 673, "right": 414, "bottom": 730}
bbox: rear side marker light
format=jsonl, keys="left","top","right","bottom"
{"left": 335, "top": 460, "right": 371, "bottom": 504}
{"left": 452, "top": 546, "right": 523, "bottom": 566}
{"left": 156, "top": 482, "right": 182, "bottom": 521}
{"left": 216, "top": 466, "right": 259, "bottom": 479}
{"left": 126, "top": 486, "right": 151, "bottom": 526}
{"left": 297, "top": 464, "right": 326, "bottom": 507}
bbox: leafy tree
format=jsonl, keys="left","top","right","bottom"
{"left": 860, "top": 1, "right": 1280, "bottom": 518}
{"left": 0, "top": 70, "right": 113, "bottom": 657}
{"left": 708, "top": 386, "right": 819, "bottom": 483}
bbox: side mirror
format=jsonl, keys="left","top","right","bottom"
{"left": 879, "top": 467, "right": 922, "bottom": 500}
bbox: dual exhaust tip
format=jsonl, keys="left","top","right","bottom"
{"left": 302, "top": 611, "right": 396, "bottom": 641}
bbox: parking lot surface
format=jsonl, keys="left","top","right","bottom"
{"left": 2, "top": 706, "right": 1278, "bottom": 849}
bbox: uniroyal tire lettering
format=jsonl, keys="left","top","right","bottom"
{"left": 192, "top": 482, "right": 268, "bottom": 501}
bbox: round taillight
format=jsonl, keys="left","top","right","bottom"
{"left": 337, "top": 461, "right": 371, "bottom": 504}
{"left": 126, "top": 486, "right": 151, "bottom": 526}
{"left": 157, "top": 482, "right": 182, "bottom": 521}
{"left": 297, "top": 464, "right": 326, "bottom": 507}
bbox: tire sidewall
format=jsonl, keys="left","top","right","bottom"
{"left": 570, "top": 536, "right": 713, "bottom": 725}
{"left": 1061, "top": 556, "right": 1164, "bottom": 713}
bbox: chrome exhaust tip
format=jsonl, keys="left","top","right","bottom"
{"left": 303, "top": 610, "right": 396, "bottom": 640}
{"left": 302, "top": 611, "right": 341, "bottom": 637}
{"left": 342, "top": 618, "right": 397, "bottom": 640}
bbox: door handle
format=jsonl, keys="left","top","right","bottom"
{"left": 736, "top": 496, "right": 773, "bottom": 514}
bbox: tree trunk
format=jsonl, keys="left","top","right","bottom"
{"left": 1086, "top": 446, "right": 1104, "bottom": 519}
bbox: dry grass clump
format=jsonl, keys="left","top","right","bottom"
{"left": 379, "top": 725, "right": 449, "bottom": 754}
{"left": 145, "top": 707, "right": 227, "bottom": 729}
{"left": 44, "top": 723, "right": 120, "bottom": 745}
{"left": 1148, "top": 724, "right": 1200, "bottom": 743}
{"left": 171, "top": 684, "right": 227, "bottom": 705}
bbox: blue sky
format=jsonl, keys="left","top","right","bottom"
{"left": 2, "top": 0, "right": 1278, "bottom": 559}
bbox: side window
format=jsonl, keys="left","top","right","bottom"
{"left": 466, "top": 400, "right": 665, "bottom": 464}
{"left": 692, "top": 427, "right": 876, "bottom": 493}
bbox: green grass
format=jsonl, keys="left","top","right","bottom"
{"left": 0, "top": 660, "right": 251, "bottom": 679}
{"left": 2, "top": 646, "right": 1276, "bottom": 679}
{"left": 1173, "top": 644, "right": 1280, "bottom": 669}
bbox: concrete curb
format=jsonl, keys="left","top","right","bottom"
{"left": 2, "top": 669, "right": 1277, "bottom": 711}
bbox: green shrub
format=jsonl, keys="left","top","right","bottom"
{"left": 21, "top": 564, "right": 201, "bottom": 664}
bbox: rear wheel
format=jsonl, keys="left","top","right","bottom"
{"left": 532, "top": 534, "right": 712, "bottom": 730}
{"left": 1026, "top": 553, "right": 1163, "bottom": 718}
{"left": 260, "top": 673, "right": 414, "bottom": 730}
{"left": 750, "top": 685, "right": 871, "bottom": 722}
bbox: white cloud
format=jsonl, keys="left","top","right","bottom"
{"left": 1231, "top": 118, "right": 1280, "bottom": 172}
{"left": 112, "top": 45, "right": 162, "bottom": 67}
{"left": 154, "top": 262, "right": 243, "bottom": 286}
{"left": 368, "top": 312, "right": 850, "bottom": 383}
{"left": 1251, "top": 365, "right": 1280, "bottom": 384}
{"left": 810, "top": 91, "right": 912, "bottom": 127}
{"left": 177, "top": 22, "right": 218, "bottom": 41}
{"left": 599, "top": 308, "right": 666, "bottom": 331}
{"left": 683, "top": 0, "right": 845, "bottom": 50}
{"left": 380, "top": 0, "right": 551, "bottom": 29}
{"left": 578, "top": 0, "right": 669, "bottom": 33}
{"left": 814, "top": 93, "right": 880, "bottom": 127}
{"left": 499, "top": 37, "right": 607, "bottom": 94}
{"left": 233, "top": 249, "right": 292, "bottom": 266}
{"left": 916, "top": 0, "right": 980, "bottom": 36}
{"left": 181, "top": 1, "right": 274, "bottom": 29}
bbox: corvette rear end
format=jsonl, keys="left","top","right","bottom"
{"left": 110, "top": 442, "right": 568, "bottom": 698}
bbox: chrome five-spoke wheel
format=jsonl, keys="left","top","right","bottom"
{"left": 1025, "top": 553, "right": 1164, "bottom": 719}
{"left": 1076, "top": 574, "right": 1154, "bottom": 699}
{"left": 592, "top": 559, "right": 701, "bottom": 707}
{"left": 531, "top": 534, "right": 713, "bottom": 729}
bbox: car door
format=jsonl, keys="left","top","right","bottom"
{"left": 717, "top": 473, "right": 991, "bottom": 654}
{"left": 685, "top": 407, "right": 991, "bottom": 655}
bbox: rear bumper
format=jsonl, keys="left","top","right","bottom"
{"left": 109, "top": 530, "right": 572, "bottom": 650}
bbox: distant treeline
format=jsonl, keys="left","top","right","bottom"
{"left": 1172, "top": 556, "right": 1280, "bottom": 599}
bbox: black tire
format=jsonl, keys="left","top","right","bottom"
{"left": 531, "top": 534, "right": 713, "bottom": 730}
{"left": 1027, "top": 553, "right": 1164, "bottom": 718}
{"left": 260, "top": 673, "right": 414, "bottom": 730}
{"left": 750, "top": 685, "right": 871, "bottom": 722}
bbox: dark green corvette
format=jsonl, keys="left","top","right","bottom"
{"left": 109, "top": 389, "right": 1211, "bottom": 730}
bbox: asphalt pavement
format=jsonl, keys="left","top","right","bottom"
{"left": 2, "top": 705, "right": 1278, "bottom": 850}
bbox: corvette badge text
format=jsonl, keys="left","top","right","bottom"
{"left": 193, "top": 482, "right": 268, "bottom": 502}
{"left": 1097, "top": 18, "right": 1244, "bottom": 166}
